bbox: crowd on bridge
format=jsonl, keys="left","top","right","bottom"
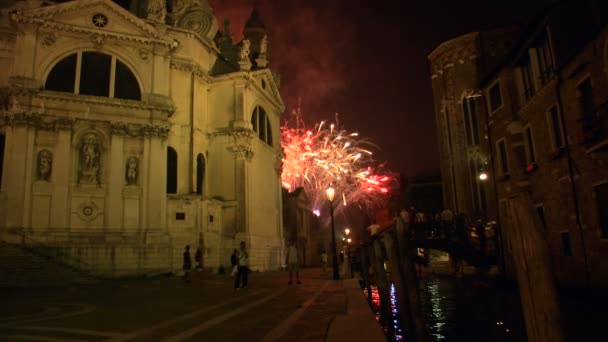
{"left": 398, "top": 207, "right": 500, "bottom": 255}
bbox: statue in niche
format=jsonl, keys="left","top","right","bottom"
{"left": 37, "top": 149, "right": 53, "bottom": 181}
{"left": 239, "top": 39, "right": 251, "bottom": 61}
{"left": 260, "top": 35, "right": 268, "bottom": 56}
{"left": 79, "top": 133, "right": 101, "bottom": 185}
{"left": 147, "top": 0, "right": 167, "bottom": 23}
{"left": 125, "top": 157, "right": 138, "bottom": 185}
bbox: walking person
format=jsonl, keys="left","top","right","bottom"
{"left": 321, "top": 250, "right": 328, "bottom": 274}
{"left": 230, "top": 249, "right": 238, "bottom": 277}
{"left": 286, "top": 239, "right": 301, "bottom": 285}
{"left": 234, "top": 241, "right": 249, "bottom": 291}
{"left": 183, "top": 245, "right": 192, "bottom": 282}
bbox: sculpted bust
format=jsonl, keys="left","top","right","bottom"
{"left": 37, "top": 149, "right": 53, "bottom": 181}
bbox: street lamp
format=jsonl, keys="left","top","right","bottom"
{"left": 344, "top": 228, "right": 352, "bottom": 278}
{"left": 326, "top": 187, "right": 340, "bottom": 280}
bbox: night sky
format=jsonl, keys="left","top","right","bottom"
{"left": 210, "top": 0, "right": 556, "bottom": 179}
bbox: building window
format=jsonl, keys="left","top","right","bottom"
{"left": 524, "top": 125, "right": 536, "bottom": 165}
{"left": 251, "top": 105, "right": 272, "bottom": 146}
{"left": 488, "top": 80, "right": 502, "bottom": 113}
{"left": 535, "top": 203, "right": 546, "bottom": 229}
{"left": 444, "top": 106, "right": 453, "bottom": 154}
{"left": 167, "top": 147, "right": 177, "bottom": 194}
{"left": 196, "top": 153, "right": 205, "bottom": 195}
{"left": 496, "top": 139, "right": 509, "bottom": 177}
{"left": 519, "top": 55, "right": 536, "bottom": 101}
{"left": 45, "top": 51, "right": 141, "bottom": 101}
{"left": 462, "top": 96, "right": 479, "bottom": 146}
{"left": 561, "top": 231, "right": 572, "bottom": 256}
{"left": 594, "top": 182, "right": 608, "bottom": 238}
{"left": 477, "top": 159, "right": 487, "bottom": 214}
{"left": 536, "top": 36, "right": 554, "bottom": 84}
{"left": 547, "top": 106, "right": 564, "bottom": 151}
{"left": 469, "top": 159, "right": 480, "bottom": 212}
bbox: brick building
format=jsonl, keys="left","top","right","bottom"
{"left": 430, "top": 0, "right": 608, "bottom": 288}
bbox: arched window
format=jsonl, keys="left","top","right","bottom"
{"left": 251, "top": 105, "right": 272, "bottom": 146}
{"left": 45, "top": 51, "right": 141, "bottom": 101}
{"left": 196, "top": 153, "right": 205, "bottom": 195}
{"left": 167, "top": 147, "right": 177, "bottom": 194}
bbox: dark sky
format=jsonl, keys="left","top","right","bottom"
{"left": 210, "top": 0, "right": 557, "bottom": 179}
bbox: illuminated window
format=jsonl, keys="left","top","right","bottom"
{"left": 45, "top": 51, "right": 141, "bottom": 101}
{"left": 251, "top": 106, "right": 272, "bottom": 146}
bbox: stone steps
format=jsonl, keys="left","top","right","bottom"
{"left": 0, "top": 241, "right": 98, "bottom": 287}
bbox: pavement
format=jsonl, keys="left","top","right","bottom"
{"left": 0, "top": 268, "right": 385, "bottom": 342}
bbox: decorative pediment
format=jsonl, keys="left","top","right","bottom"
{"left": 250, "top": 69, "right": 284, "bottom": 112}
{"left": 10, "top": 0, "right": 172, "bottom": 46}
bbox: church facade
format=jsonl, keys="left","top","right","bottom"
{"left": 0, "top": 0, "right": 286, "bottom": 276}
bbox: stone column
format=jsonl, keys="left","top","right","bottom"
{"left": 3, "top": 125, "right": 31, "bottom": 228}
{"left": 145, "top": 134, "right": 167, "bottom": 231}
{"left": 107, "top": 127, "right": 124, "bottom": 230}
{"left": 50, "top": 123, "right": 72, "bottom": 229}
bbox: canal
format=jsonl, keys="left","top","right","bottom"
{"left": 366, "top": 274, "right": 527, "bottom": 341}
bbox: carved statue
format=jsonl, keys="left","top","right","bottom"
{"left": 147, "top": 0, "right": 167, "bottom": 23}
{"left": 37, "top": 149, "right": 53, "bottom": 181}
{"left": 239, "top": 39, "right": 251, "bottom": 61}
{"left": 79, "top": 133, "right": 101, "bottom": 185}
{"left": 125, "top": 157, "right": 138, "bottom": 185}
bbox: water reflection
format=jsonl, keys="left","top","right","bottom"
{"left": 365, "top": 275, "right": 526, "bottom": 341}
{"left": 426, "top": 277, "right": 447, "bottom": 340}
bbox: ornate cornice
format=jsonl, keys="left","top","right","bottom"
{"left": 169, "top": 59, "right": 211, "bottom": 81}
{"left": 1, "top": 112, "right": 74, "bottom": 131}
{"left": 206, "top": 129, "right": 254, "bottom": 141}
{"left": 110, "top": 122, "right": 169, "bottom": 138}
{"left": 37, "top": 91, "right": 175, "bottom": 115}
{"left": 1, "top": 112, "right": 169, "bottom": 137}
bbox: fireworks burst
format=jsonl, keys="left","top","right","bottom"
{"left": 281, "top": 109, "right": 397, "bottom": 216}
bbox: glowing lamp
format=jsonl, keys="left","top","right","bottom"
{"left": 344, "top": 228, "right": 350, "bottom": 236}
{"left": 479, "top": 172, "right": 488, "bottom": 181}
{"left": 347, "top": 238, "right": 352, "bottom": 244}
{"left": 326, "top": 187, "right": 335, "bottom": 201}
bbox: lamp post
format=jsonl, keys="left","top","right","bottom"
{"left": 326, "top": 187, "right": 340, "bottom": 280}
{"left": 344, "top": 228, "right": 351, "bottom": 278}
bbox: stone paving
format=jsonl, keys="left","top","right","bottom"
{"left": 0, "top": 268, "right": 384, "bottom": 342}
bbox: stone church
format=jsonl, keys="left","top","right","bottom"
{"left": 0, "top": 0, "right": 286, "bottom": 276}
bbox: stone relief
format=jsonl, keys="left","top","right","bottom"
{"left": 125, "top": 156, "right": 138, "bottom": 185}
{"left": 77, "top": 201, "right": 99, "bottom": 222}
{"left": 78, "top": 133, "right": 101, "bottom": 185}
{"left": 231, "top": 145, "right": 254, "bottom": 161}
{"left": 37, "top": 149, "right": 53, "bottom": 181}
{"left": 40, "top": 33, "right": 56, "bottom": 47}
{"left": 147, "top": 0, "right": 167, "bottom": 23}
